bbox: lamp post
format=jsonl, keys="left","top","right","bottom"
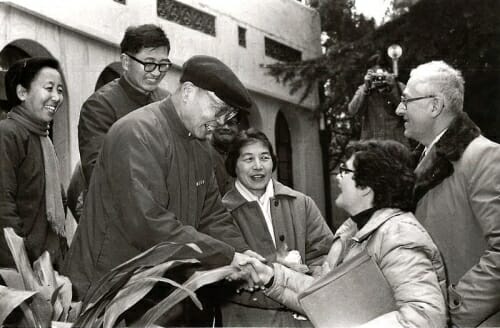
{"left": 387, "top": 44, "right": 403, "bottom": 77}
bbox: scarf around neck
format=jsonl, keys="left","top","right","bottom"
{"left": 7, "top": 105, "right": 66, "bottom": 237}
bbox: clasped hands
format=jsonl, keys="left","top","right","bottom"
{"left": 227, "top": 250, "right": 274, "bottom": 292}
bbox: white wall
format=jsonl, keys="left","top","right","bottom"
{"left": 4, "top": 0, "right": 321, "bottom": 108}
{"left": 1, "top": 0, "right": 327, "bottom": 213}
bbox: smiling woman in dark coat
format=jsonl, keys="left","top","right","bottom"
{"left": 0, "top": 57, "right": 67, "bottom": 269}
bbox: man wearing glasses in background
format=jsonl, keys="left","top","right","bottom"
{"left": 208, "top": 109, "right": 250, "bottom": 196}
{"left": 64, "top": 55, "right": 265, "bottom": 325}
{"left": 396, "top": 60, "right": 500, "bottom": 327}
{"left": 78, "top": 24, "right": 172, "bottom": 185}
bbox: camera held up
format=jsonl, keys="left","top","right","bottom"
{"left": 364, "top": 68, "right": 394, "bottom": 91}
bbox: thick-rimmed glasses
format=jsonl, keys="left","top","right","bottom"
{"left": 335, "top": 163, "right": 355, "bottom": 177}
{"left": 126, "top": 53, "right": 172, "bottom": 73}
{"left": 399, "top": 95, "right": 435, "bottom": 110}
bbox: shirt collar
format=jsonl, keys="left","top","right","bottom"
{"left": 235, "top": 179, "right": 274, "bottom": 204}
{"left": 424, "top": 128, "right": 448, "bottom": 156}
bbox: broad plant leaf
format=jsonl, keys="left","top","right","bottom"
{"left": 82, "top": 241, "right": 203, "bottom": 309}
{"left": 3, "top": 228, "right": 53, "bottom": 327}
{"left": 3, "top": 227, "right": 41, "bottom": 291}
{"left": 73, "top": 269, "right": 136, "bottom": 328}
{"left": 54, "top": 273, "right": 73, "bottom": 321}
{"left": 33, "top": 252, "right": 64, "bottom": 321}
{"left": 19, "top": 302, "right": 42, "bottom": 328}
{"left": 103, "top": 259, "right": 199, "bottom": 328}
{"left": 0, "top": 268, "right": 25, "bottom": 290}
{"left": 66, "top": 301, "right": 82, "bottom": 323}
{"left": 29, "top": 292, "right": 53, "bottom": 328}
{"left": 51, "top": 321, "right": 73, "bottom": 328}
{"left": 0, "top": 285, "right": 36, "bottom": 324}
{"left": 135, "top": 265, "right": 238, "bottom": 327}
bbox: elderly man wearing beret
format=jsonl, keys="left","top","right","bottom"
{"left": 63, "top": 56, "right": 263, "bottom": 318}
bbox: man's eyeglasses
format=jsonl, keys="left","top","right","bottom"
{"left": 399, "top": 95, "right": 435, "bottom": 110}
{"left": 126, "top": 53, "right": 172, "bottom": 73}
{"left": 335, "top": 164, "right": 355, "bottom": 177}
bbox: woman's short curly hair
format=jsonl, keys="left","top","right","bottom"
{"left": 225, "top": 128, "right": 277, "bottom": 177}
{"left": 345, "top": 140, "right": 416, "bottom": 211}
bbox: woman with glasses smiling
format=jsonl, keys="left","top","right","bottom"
{"left": 236, "top": 139, "right": 447, "bottom": 327}
{"left": 218, "top": 128, "right": 334, "bottom": 327}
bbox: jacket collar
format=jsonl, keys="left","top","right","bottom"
{"left": 414, "top": 112, "right": 480, "bottom": 202}
{"left": 352, "top": 208, "right": 403, "bottom": 243}
{"left": 222, "top": 179, "right": 298, "bottom": 211}
{"left": 119, "top": 75, "right": 151, "bottom": 106}
{"left": 159, "top": 96, "right": 197, "bottom": 140}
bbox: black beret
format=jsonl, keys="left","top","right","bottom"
{"left": 180, "top": 55, "right": 252, "bottom": 110}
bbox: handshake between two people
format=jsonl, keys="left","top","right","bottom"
{"left": 227, "top": 246, "right": 309, "bottom": 293}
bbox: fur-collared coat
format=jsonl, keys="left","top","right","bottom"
{"left": 414, "top": 112, "right": 500, "bottom": 327}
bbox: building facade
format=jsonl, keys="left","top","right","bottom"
{"left": 0, "top": 0, "right": 327, "bottom": 214}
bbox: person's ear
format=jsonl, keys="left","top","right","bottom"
{"left": 431, "top": 95, "right": 445, "bottom": 118}
{"left": 359, "top": 185, "right": 373, "bottom": 197}
{"left": 120, "top": 53, "right": 129, "bottom": 71}
{"left": 16, "top": 85, "right": 28, "bottom": 102}
{"left": 181, "top": 82, "right": 196, "bottom": 103}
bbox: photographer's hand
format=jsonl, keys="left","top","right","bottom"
{"left": 364, "top": 71, "right": 373, "bottom": 91}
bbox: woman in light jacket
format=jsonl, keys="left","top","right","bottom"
{"left": 219, "top": 128, "right": 334, "bottom": 327}
{"left": 240, "top": 140, "right": 447, "bottom": 328}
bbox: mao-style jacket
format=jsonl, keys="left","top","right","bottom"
{"left": 78, "top": 76, "right": 170, "bottom": 183}
{"left": 0, "top": 119, "right": 66, "bottom": 269}
{"left": 64, "top": 97, "right": 248, "bottom": 300}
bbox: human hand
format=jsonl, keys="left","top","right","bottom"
{"left": 226, "top": 252, "right": 264, "bottom": 292}
{"left": 364, "top": 71, "right": 373, "bottom": 90}
{"left": 238, "top": 256, "right": 275, "bottom": 288}
{"left": 243, "top": 249, "right": 266, "bottom": 262}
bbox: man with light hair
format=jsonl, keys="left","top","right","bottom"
{"left": 396, "top": 60, "right": 500, "bottom": 326}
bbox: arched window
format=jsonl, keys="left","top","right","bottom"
{"left": 0, "top": 45, "right": 30, "bottom": 116}
{"left": 95, "top": 62, "right": 122, "bottom": 91}
{"left": 275, "top": 111, "right": 293, "bottom": 187}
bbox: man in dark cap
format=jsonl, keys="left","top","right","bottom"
{"left": 63, "top": 56, "right": 263, "bottom": 321}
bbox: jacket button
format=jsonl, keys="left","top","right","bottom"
{"left": 252, "top": 297, "right": 258, "bottom": 301}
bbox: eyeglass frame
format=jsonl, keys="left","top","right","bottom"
{"left": 126, "top": 53, "right": 172, "bottom": 73}
{"left": 204, "top": 90, "right": 240, "bottom": 125}
{"left": 399, "top": 95, "right": 436, "bottom": 110}
{"left": 335, "top": 163, "right": 355, "bottom": 177}
{"left": 209, "top": 109, "right": 238, "bottom": 126}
